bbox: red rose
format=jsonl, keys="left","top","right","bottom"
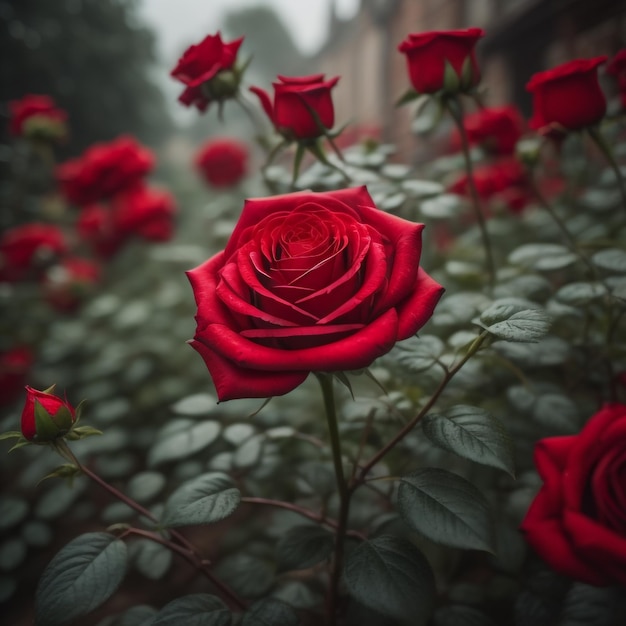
{"left": 42, "top": 257, "right": 101, "bottom": 312}
{"left": 57, "top": 136, "right": 154, "bottom": 206}
{"left": 9, "top": 94, "right": 67, "bottom": 139}
{"left": 195, "top": 138, "right": 248, "bottom": 188}
{"left": 171, "top": 32, "right": 244, "bottom": 112}
{"left": 451, "top": 105, "right": 524, "bottom": 155}
{"left": 76, "top": 204, "right": 124, "bottom": 258}
{"left": 111, "top": 185, "right": 177, "bottom": 242}
{"left": 398, "top": 28, "right": 484, "bottom": 94}
{"left": 250, "top": 74, "right": 340, "bottom": 140}
{"left": 607, "top": 49, "right": 626, "bottom": 109}
{"left": 526, "top": 57, "right": 608, "bottom": 133}
{"left": 521, "top": 403, "right": 626, "bottom": 586}
{"left": 0, "top": 223, "right": 67, "bottom": 282}
{"left": 0, "top": 347, "right": 33, "bottom": 407}
{"left": 187, "top": 186, "right": 444, "bottom": 401}
{"left": 21, "top": 386, "right": 76, "bottom": 442}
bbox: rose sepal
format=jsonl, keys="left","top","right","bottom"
{"left": 395, "top": 88, "right": 421, "bottom": 107}
{"left": 443, "top": 59, "right": 461, "bottom": 94}
{"left": 34, "top": 399, "right": 74, "bottom": 441}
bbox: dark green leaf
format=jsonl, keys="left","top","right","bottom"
{"left": 592, "top": 248, "right": 626, "bottom": 273}
{"left": 422, "top": 405, "right": 515, "bottom": 476}
{"left": 215, "top": 553, "right": 275, "bottom": 598}
{"left": 395, "top": 469, "right": 495, "bottom": 552}
{"left": 161, "top": 472, "right": 240, "bottom": 528}
{"left": 508, "top": 244, "right": 577, "bottom": 271}
{"left": 108, "top": 605, "right": 157, "bottom": 626}
{"left": 150, "top": 594, "right": 231, "bottom": 626}
{"left": 343, "top": 535, "right": 435, "bottom": 622}
{"left": 556, "top": 282, "right": 608, "bottom": 305}
{"left": 148, "top": 419, "right": 221, "bottom": 467}
{"left": 35, "top": 532, "right": 128, "bottom": 626}
{"left": 392, "top": 335, "right": 445, "bottom": 372}
{"left": 483, "top": 309, "right": 552, "bottom": 343}
{"left": 131, "top": 539, "right": 172, "bottom": 580}
{"left": 275, "top": 525, "right": 335, "bottom": 572}
{"left": 242, "top": 599, "right": 299, "bottom": 626}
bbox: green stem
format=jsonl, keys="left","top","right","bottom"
{"left": 53, "top": 440, "right": 247, "bottom": 611}
{"left": 446, "top": 97, "right": 496, "bottom": 291}
{"left": 317, "top": 374, "right": 351, "bottom": 626}
{"left": 587, "top": 125, "right": 626, "bottom": 215}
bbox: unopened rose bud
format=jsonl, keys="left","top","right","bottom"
{"left": 20, "top": 386, "right": 76, "bottom": 442}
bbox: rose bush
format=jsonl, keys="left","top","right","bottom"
{"left": 170, "top": 32, "right": 244, "bottom": 112}
{"left": 250, "top": 74, "right": 340, "bottom": 140}
{"left": 195, "top": 138, "right": 248, "bottom": 188}
{"left": 188, "top": 186, "right": 444, "bottom": 401}
{"left": 526, "top": 56, "right": 608, "bottom": 133}
{"left": 521, "top": 403, "right": 626, "bottom": 586}
{"left": 57, "top": 136, "right": 154, "bottom": 206}
{"left": 398, "top": 28, "right": 484, "bottom": 95}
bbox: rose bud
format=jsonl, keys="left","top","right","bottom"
{"left": 21, "top": 386, "right": 76, "bottom": 442}
{"left": 170, "top": 32, "right": 244, "bottom": 112}
{"left": 521, "top": 403, "right": 626, "bottom": 586}
{"left": 187, "top": 186, "right": 444, "bottom": 401}
{"left": 195, "top": 138, "right": 249, "bottom": 188}
{"left": 250, "top": 74, "right": 340, "bottom": 140}
{"left": 398, "top": 28, "right": 484, "bottom": 95}
{"left": 9, "top": 94, "right": 67, "bottom": 141}
{"left": 526, "top": 56, "right": 608, "bottom": 133}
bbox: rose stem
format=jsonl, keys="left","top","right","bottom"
{"left": 445, "top": 96, "right": 496, "bottom": 292}
{"left": 587, "top": 125, "right": 626, "bottom": 216}
{"left": 317, "top": 373, "right": 351, "bottom": 626}
{"left": 355, "top": 331, "right": 489, "bottom": 484}
{"left": 52, "top": 440, "right": 247, "bottom": 611}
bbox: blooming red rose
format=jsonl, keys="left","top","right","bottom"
{"left": 0, "top": 347, "right": 33, "bottom": 407}
{"left": 42, "top": 257, "right": 101, "bottom": 312}
{"left": 398, "top": 28, "right": 484, "bottom": 95}
{"left": 111, "top": 185, "right": 177, "bottom": 242}
{"left": 9, "top": 94, "right": 67, "bottom": 139}
{"left": 57, "top": 136, "right": 154, "bottom": 206}
{"left": 195, "top": 138, "right": 248, "bottom": 188}
{"left": 521, "top": 403, "right": 626, "bottom": 586}
{"left": 76, "top": 204, "right": 124, "bottom": 258}
{"left": 526, "top": 56, "right": 608, "bottom": 133}
{"left": 0, "top": 223, "right": 67, "bottom": 282}
{"left": 607, "top": 49, "right": 626, "bottom": 109}
{"left": 21, "top": 386, "right": 76, "bottom": 442}
{"left": 171, "top": 32, "right": 244, "bottom": 112}
{"left": 187, "top": 186, "right": 444, "bottom": 401}
{"left": 250, "top": 74, "right": 340, "bottom": 140}
{"left": 451, "top": 105, "right": 524, "bottom": 155}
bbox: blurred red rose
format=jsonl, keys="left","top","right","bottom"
{"left": 521, "top": 403, "right": 626, "bottom": 586}
{"left": 171, "top": 32, "right": 244, "bottom": 112}
{"left": 76, "top": 204, "right": 125, "bottom": 259}
{"left": 112, "top": 185, "right": 177, "bottom": 242}
{"left": 57, "top": 136, "right": 154, "bottom": 206}
{"left": 9, "top": 94, "right": 67, "bottom": 139}
{"left": 0, "top": 347, "right": 33, "bottom": 407}
{"left": 607, "top": 49, "right": 626, "bottom": 109}
{"left": 42, "top": 257, "right": 102, "bottom": 313}
{"left": 195, "top": 138, "right": 248, "bottom": 188}
{"left": 450, "top": 105, "right": 524, "bottom": 155}
{"left": 250, "top": 74, "right": 340, "bottom": 140}
{"left": 527, "top": 57, "right": 607, "bottom": 133}
{"left": 0, "top": 223, "right": 67, "bottom": 282}
{"left": 20, "top": 385, "right": 76, "bottom": 442}
{"left": 187, "top": 186, "right": 444, "bottom": 401}
{"left": 398, "top": 28, "right": 484, "bottom": 94}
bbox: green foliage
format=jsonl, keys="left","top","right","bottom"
{"left": 241, "top": 599, "right": 300, "bottom": 626}
{"left": 275, "top": 524, "right": 335, "bottom": 572}
{"left": 150, "top": 594, "right": 231, "bottom": 626}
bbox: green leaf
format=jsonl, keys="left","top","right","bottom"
{"left": 148, "top": 419, "right": 221, "bottom": 467}
{"left": 392, "top": 335, "right": 445, "bottom": 372}
{"left": 343, "top": 535, "right": 435, "bottom": 622}
{"left": 150, "top": 594, "right": 231, "bottom": 626}
{"left": 161, "top": 472, "right": 240, "bottom": 528}
{"left": 591, "top": 248, "right": 626, "bottom": 273}
{"left": 556, "top": 281, "right": 608, "bottom": 305}
{"left": 35, "top": 532, "right": 128, "bottom": 626}
{"left": 241, "top": 599, "right": 299, "bottom": 626}
{"left": 422, "top": 405, "right": 515, "bottom": 476}
{"left": 482, "top": 309, "right": 552, "bottom": 343}
{"left": 0, "top": 431, "right": 23, "bottom": 441}
{"left": 131, "top": 539, "right": 172, "bottom": 580}
{"left": 275, "top": 525, "right": 335, "bottom": 572}
{"left": 215, "top": 553, "right": 275, "bottom": 598}
{"left": 395, "top": 88, "right": 420, "bottom": 106}
{"left": 508, "top": 243, "right": 578, "bottom": 271}
{"left": 395, "top": 469, "right": 495, "bottom": 552}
